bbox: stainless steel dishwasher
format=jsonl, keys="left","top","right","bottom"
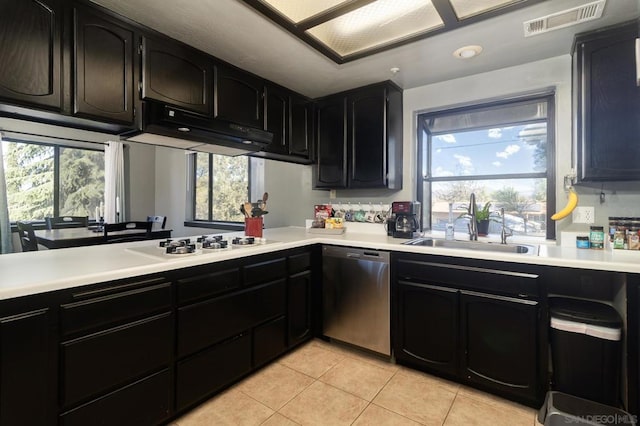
{"left": 322, "top": 246, "right": 390, "bottom": 356}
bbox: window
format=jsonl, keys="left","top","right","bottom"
{"left": 417, "top": 93, "right": 555, "bottom": 240}
{"left": 191, "top": 152, "right": 250, "bottom": 224}
{"left": 2, "top": 139, "right": 104, "bottom": 222}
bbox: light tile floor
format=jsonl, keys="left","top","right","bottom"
{"left": 172, "top": 339, "right": 539, "bottom": 426}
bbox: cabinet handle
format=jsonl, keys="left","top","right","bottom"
{"left": 636, "top": 38, "right": 640, "bottom": 87}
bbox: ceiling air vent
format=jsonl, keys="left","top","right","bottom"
{"left": 523, "top": 0, "right": 606, "bottom": 37}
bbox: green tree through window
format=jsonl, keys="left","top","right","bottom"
{"left": 193, "top": 153, "right": 249, "bottom": 223}
{"left": 2, "top": 140, "right": 104, "bottom": 221}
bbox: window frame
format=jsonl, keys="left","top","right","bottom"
{"left": 185, "top": 152, "right": 252, "bottom": 231}
{"left": 416, "top": 92, "right": 556, "bottom": 240}
{"left": 2, "top": 137, "right": 105, "bottom": 226}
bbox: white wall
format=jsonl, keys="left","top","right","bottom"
{"left": 262, "top": 160, "right": 329, "bottom": 227}
{"left": 127, "top": 142, "right": 156, "bottom": 222}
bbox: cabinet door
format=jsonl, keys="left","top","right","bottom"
{"left": 254, "top": 315, "right": 287, "bottom": 367}
{"left": 264, "top": 84, "right": 288, "bottom": 155}
{"left": 629, "top": 277, "right": 640, "bottom": 415}
{"left": 178, "top": 279, "right": 286, "bottom": 357}
{"left": 176, "top": 333, "right": 251, "bottom": 411}
{"left": 214, "top": 64, "right": 263, "bottom": 128}
{"left": 61, "top": 312, "right": 172, "bottom": 407}
{"left": 288, "top": 270, "right": 312, "bottom": 347}
{"left": 576, "top": 23, "right": 640, "bottom": 181}
{"left": 0, "top": 307, "right": 54, "bottom": 426}
{"left": 60, "top": 278, "right": 171, "bottom": 337}
{"left": 60, "top": 369, "right": 170, "bottom": 426}
{"left": 315, "top": 96, "right": 347, "bottom": 188}
{"left": 395, "top": 281, "right": 458, "bottom": 377}
{"left": 460, "top": 290, "right": 539, "bottom": 403}
{"left": 348, "top": 86, "right": 387, "bottom": 188}
{"left": 289, "top": 94, "right": 313, "bottom": 159}
{"left": 0, "top": 0, "right": 61, "bottom": 110}
{"left": 142, "top": 35, "right": 211, "bottom": 116}
{"left": 73, "top": 7, "right": 134, "bottom": 124}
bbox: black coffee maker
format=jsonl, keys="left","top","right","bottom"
{"left": 387, "top": 201, "right": 421, "bottom": 238}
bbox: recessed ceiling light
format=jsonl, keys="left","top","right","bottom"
{"left": 453, "top": 45, "right": 483, "bottom": 59}
{"left": 390, "top": 67, "right": 400, "bottom": 75}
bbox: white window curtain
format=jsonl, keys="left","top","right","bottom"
{"left": 0, "top": 133, "right": 13, "bottom": 253}
{"left": 104, "top": 141, "right": 125, "bottom": 224}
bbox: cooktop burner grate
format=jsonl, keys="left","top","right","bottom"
{"left": 127, "top": 234, "right": 279, "bottom": 261}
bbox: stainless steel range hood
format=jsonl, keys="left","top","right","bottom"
{"left": 124, "top": 101, "right": 273, "bottom": 156}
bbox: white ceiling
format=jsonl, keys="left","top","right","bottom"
{"left": 89, "top": 0, "right": 639, "bottom": 98}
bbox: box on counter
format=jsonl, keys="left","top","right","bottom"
{"left": 314, "top": 204, "right": 333, "bottom": 221}
{"left": 325, "top": 218, "right": 343, "bottom": 229}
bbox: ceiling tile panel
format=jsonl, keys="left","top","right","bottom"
{"left": 449, "top": 0, "right": 521, "bottom": 19}
{"left": 262, "top": 0, "right": 350, "bottom": 23}
{"left": 306, "top": 0, "right": 442, "bottom": 56}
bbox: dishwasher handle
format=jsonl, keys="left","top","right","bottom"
{"left": 323, "top": 246, "right": 390, "bottom": 263}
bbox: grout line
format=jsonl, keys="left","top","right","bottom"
{"left": 349, "top": 401, "right": 371, "bottom": 425}
{"left": 369, "top": 367, "right": 399, "bottom": 402}
{"left": 442, "top": 392, "right": 459, "bottom": 425}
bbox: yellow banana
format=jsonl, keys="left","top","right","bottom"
{"left": 551, "top": 188, "right": 578, "bottom": 221}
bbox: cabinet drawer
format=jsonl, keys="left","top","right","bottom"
{"left": 254, "top": 315, "right": 286, "bottom": 367}
{"left": 244, "top": 257, "right": 286, "bottom": 286}
{"left": 176, "top": 333, "right": 251, "bottom": 411}
{"left": 177, "top": 267, "right": 241, "bottom": 304}
{"left": 60, "top": 369, "right": 170, "bottom": 426}
{"left": 178, "top": 279, "right": 286, "bottom": 357}
{"left": 397, "top": 259, "right": 539, "bottom": 298}
{"left": 289, "top": 251, "right": 311, "bottom": 275}
{"left": 61, "top": 278, "right": 171, "bottom": 336}
{"left": 252, "top": 279, "right": 286, "bottom": 325}
{"left": 61, "top": 312, "right": 172, "bottom": 407}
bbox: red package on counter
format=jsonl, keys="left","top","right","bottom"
{"left": 314, "top": 204, "right": 332, "bottom": 220}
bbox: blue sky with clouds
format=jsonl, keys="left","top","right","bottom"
{"left": 432, "top": 124, "right": 544, "bottom": 177}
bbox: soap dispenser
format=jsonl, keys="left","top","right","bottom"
{"left": 445, "top": 202, "right": 455, "bottom": 240}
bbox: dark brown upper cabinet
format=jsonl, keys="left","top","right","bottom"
{"left": 251, "top": 84, "right": 313, "bottom": 164}
{"left": 314, "top": 81, "right": 402, "bottom": 189}
{"left": 315, "top": 95, "right": 347, "bottom": 188}
{"left": 73, "top": 6, "right": 135, "bottom": 124}
{"left": 289, "top": 94, "right": 314, "bottom": 161}
{"left": 214, "top": 64, "right": 263, "bottom": 128}
{"left": 0, "top": 0, "right": 62, "bottom": 111}
{"left": 141, "top": 35, "right": 212, "bottom": 116}
{"left": 264, "top": 84, "right": 288, "bottom": 156}
{"left": 574, "top": 21, "right": 640, "bottom": 182}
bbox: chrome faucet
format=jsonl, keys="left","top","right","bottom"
{"left": 500, "top": 207, "right": 512, "bottom": 244}
{"left": 468, "top": 193, "right": 478, "bottom": 241}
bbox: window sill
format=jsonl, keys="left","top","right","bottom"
{"left": 184, "top": 221, "right": 244, "bottom": 231}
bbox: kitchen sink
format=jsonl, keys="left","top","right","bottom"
{"left": 403, "top": 237, "right": 538, "bottom": 256}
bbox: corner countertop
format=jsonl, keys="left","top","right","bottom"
{"left": 2, "top": 226, "right": 639, "bottom": 301}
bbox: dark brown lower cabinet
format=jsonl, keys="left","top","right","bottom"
{"left": 460, "top": 290, "right": 539, "bottom": 402}
{"left": 61, "top": 312, "right": 173, "bottom": 407}
{"left": 254, "top": 315, "right": 287, "bottom": 367}
{"left": 0, "top": 305, "right": 55, "bottom": 426}
{"left": 177, "top": 279, "right": 286, "bottom": 357}
{"left": 393, "top": 254, "right": 544, "bottom": 406}
{"left": 60, "top": 369, "right": 171, "bottom": 426}
{"left": 395, "top": 281, "right": 458, "bottom": 377}
{"left": 288, "top": 270, "right": 312, "bottom": 347}
{"left": 176, "top": 333, "right": 252, "bottom": 411}
{"left": 0, "top": 247, "right": 315, "bottom": 424}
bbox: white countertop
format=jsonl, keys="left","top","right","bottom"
{"left": 2, "top": 226, "right": 639, "bottom": 300}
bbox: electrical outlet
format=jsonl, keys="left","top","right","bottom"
{"left": 573, "top": 206, "right": 595, "bottom": 224}
{"left": 329, "top": 189, "right": 337, "bottom": 199}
